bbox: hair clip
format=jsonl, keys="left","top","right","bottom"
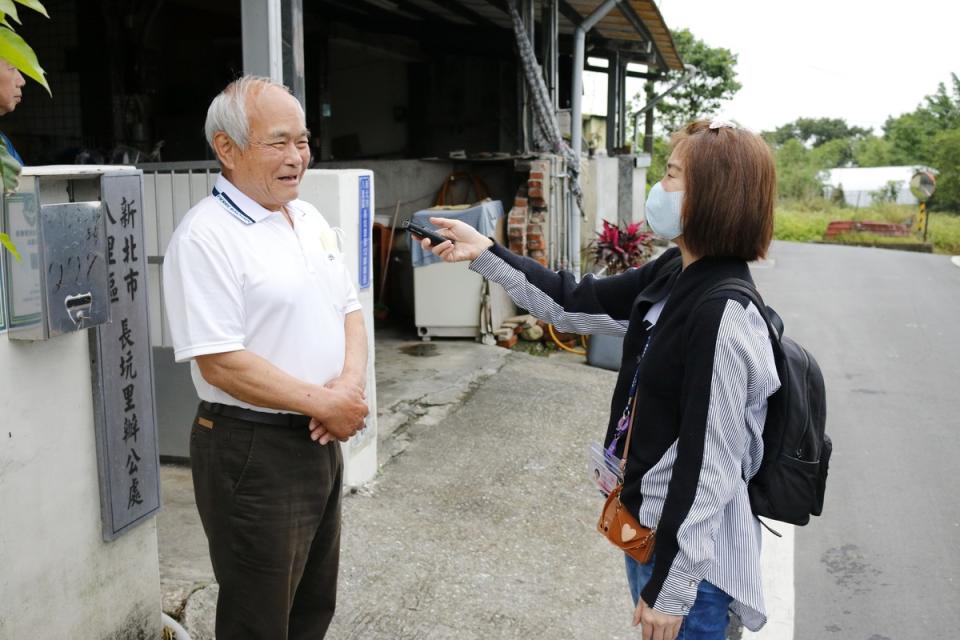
{"left": 708, "top": 119, "right": 736, "bottom": 130}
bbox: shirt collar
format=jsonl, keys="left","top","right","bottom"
{"left": 213, "top": 175, "right": 304, "bottom": 224}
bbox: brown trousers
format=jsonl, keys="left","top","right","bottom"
{"left": 190, "top": 404, "right": 343, "bottom": 639}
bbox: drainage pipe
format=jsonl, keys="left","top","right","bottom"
{"left": 570, "top": 0, "right": 618, "bottom": 278}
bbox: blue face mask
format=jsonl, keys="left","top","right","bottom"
{"left": 645, "top": 182, "right": 684, "bottom": 240}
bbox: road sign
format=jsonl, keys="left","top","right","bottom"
{"left": 910, "top": 170, "right": 936, "bottom": 202}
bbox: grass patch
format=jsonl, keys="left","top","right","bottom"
{"left": 826, "top": 233, "right": 933, "bottom": 252}
{"left": 509, "top": 340, "right": 560, "bottom": 357}
{"left": 775, "top": 199, "right": 960, "bottom": 255}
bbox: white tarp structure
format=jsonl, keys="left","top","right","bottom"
{"left": 821, "top": 165, "right": 936, "bottom": 207}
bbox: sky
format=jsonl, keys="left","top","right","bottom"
{"left": 584, "top": 0, "right": 959, "bottom": 134}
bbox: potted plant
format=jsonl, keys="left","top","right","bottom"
{"left": 589, "top": 219, "right": 655, "bottom": 276}
{"left": 585, "top": 219, "right": 656, "bottom": 370}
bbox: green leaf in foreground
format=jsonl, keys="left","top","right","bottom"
{"left": 0, "top": 231, "right": 20, "bottom": 260}
{"left": 0, "top": 0, "right": 19, "bottom": 24}
{"left": 0, "top": 25, "right": 48, "bottom": 94}
{"left": 13, "top": 0, "right": 48, "bottom": 19}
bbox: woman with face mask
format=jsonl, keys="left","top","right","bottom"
{"left": 422, "top": 119, "right": 780, "bottom": 640}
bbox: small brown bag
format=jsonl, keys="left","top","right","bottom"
{"left": 596, "top": 387, "right": 655, "bottom": 564}
{"left": 598, "top": 484, "right": 655, "bottom": 564}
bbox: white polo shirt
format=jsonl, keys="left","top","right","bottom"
{"left": 163, "top": 175, "right": 362, "bottom": 412}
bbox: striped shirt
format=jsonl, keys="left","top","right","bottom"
{"left": 470, "top": 245, "right": 780, "bottom": 631}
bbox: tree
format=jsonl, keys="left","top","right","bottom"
{"left": 810, "top": 137, "right": 855, "bottom": 169}
{"left": 883, "top": 73, "right": 960, "bottom": 165}
{"left": 774, "top": 138, "right": 822, "bottom": 200}
{"left": 853, "top": 135, "right": 893, "bottom": 167}
{"left": 639, "top": 28, "right": 741, "bottom": 134}
{"left": 766, "top": 117, "right": 871, "bottom": 148}
{"left": 921, "top": 73, "right": 960, "bottom": 129}
{"left": 0, "top": 0, "right": 49, "bottom": 260}
{"left": 884, "top": 111, "right": 939, "bottom": 165}
{"left": 930, "top": 128, "right": 960, "bottom": 211}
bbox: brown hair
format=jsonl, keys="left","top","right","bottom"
{"left": 669, "top": 120, "right": 776, "bottom": 260}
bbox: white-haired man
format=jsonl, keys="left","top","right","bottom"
{"left": 0, "top": 57, "right": 26, "bottom": 163}
{"left": 163, "top": 76, "right": 368, "bottom": 639}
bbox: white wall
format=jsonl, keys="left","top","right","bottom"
{"left": 297, "top": 170, "right": 378, "bottom": 487}
{"left": 0, "top": 331, "right": 161, "bottom": 638}
{"left": 579, "top": 157, "right": 621, "bottom": 267}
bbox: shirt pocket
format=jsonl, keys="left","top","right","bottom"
{"left": 314, "top": 251, "right": 354, "bottom": 312}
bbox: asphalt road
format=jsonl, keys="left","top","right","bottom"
{"left": 751, "top": 241, "right": 960, "bottom": 639}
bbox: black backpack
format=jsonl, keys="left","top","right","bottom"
{"left": 698, "top": 278, "right": 831, "bottom": 528}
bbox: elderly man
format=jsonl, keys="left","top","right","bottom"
{"left": 163, "top": 76, "right": 368, "bottom": 639}
{"left": 0, "top": 57, "right": 26, "bottom": 163}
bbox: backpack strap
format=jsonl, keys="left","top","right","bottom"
{"left": 694, "top": 278, "right": 785, "bottom": 353}
{"left": 695, "top": 278, "right": 787, "bottom": 539}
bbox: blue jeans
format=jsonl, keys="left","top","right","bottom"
{"left": 625, "top": 555, "right": 733, "bottom": 640}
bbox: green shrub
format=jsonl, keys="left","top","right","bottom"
{"left": 774, "top": 199, "right": 960, "bottom": 254}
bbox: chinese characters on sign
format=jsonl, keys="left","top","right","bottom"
{"left": 118, "top": 317, "right": 142, "bottom": 509}
{"left": 106, "top": 197, "right": 139, "bottom": 304}
{"left": 91, "top": 174, "right": 160, "bottom": 540}
{"left": 359, "top": 175, "right": 371, "bottom": 290}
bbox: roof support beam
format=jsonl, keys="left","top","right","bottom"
{"left": 585, "top": 62, "right": 656, "bottom": 80}
{"left": 557, "top": 0, "right": 582, "bottom": 26}
{"left": 420, "top": 0, "right": 500, "bottom": 29}
{"left": 615, "top": 0, "right": 666, "bottom": 71}
{"left": 481, "top": 0, "right": 511, "bottom": 16}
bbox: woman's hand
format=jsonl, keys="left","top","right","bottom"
{"left": 421, "top": 217, "right": 493, "bottom": 263}
{"left": 633, "top": 598, "right": 683, "bottom": 640}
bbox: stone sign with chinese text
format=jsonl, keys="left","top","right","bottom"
{"left": 90, "top": 172, "right": 160, "bottom": 540}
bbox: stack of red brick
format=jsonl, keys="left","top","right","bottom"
{"left": 507, "top": 159, "right": 550, "bottom": 266}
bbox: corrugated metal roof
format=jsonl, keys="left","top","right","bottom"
{"left": 321, "top": 1, "right": 682, "bottom": 71}
{"left": 384, "top": 1, "right": 683, "bottom": 72}
{"left": 565, "top": 0, "right": 682, "bottom": 71}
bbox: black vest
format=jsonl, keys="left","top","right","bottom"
{"left": 604, "top": 248, "right": 757, "bottom": 512}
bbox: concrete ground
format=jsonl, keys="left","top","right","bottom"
{"left": 159, "top": 331, "right": 646, "bottom": 638}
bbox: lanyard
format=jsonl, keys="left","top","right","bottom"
{"left": 605, "top": 321, "right": 653, "bottom": 458}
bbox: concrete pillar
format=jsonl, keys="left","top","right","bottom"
{"left": 0, "top": 167, "right": 161, "bottom": 638}
{"left": 242, "top": 0, "right": 282, "bottom": 81}
{"left": 242, "top": 0, "right": 305, "bottom": 107}
{"left": 542, "top": 0, "right": 559, "bottom": 111}
{"left": 606, "top": 51, "right": 620, "bottom": 156}
{"left": 281, "top": 0, "right": 305, "bottom": 107}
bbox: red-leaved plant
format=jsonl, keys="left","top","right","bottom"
{"left": 590, "top": 219, "right": 655, "bottom": 275}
